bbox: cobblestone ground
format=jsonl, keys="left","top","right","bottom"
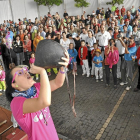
{"left": 0, "top": 65, "right": 140, "bottom": 140}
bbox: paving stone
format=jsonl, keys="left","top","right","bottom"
{"left": 0, "top": 66, "right": 140, "bottom": 139}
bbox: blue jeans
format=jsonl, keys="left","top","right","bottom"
{"left": 16, "top": 52, "right": 23, "bottom": 65}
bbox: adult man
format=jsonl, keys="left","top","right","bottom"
{"left": 119, "top": 36, "right": 137, "bottom": 90}
{"left": 131, "top": 6, "right": 135, "bottom": 16}
{"left": 121, "top": 6, "right": 125, "bottom": 15}
{"left": 129, "top": 25, "right": 140, "bottom": 47}
{"left": 40, "top": 28, "right": 46, "bottom": 39}
{"left": 45, "top": 26, "right": 56, "bottom": 40}
{"left": 121, "top": 19, "right": 132, "bottom": 34}
{"left": 96, "top": 25, "right": 111, "bottom": 59}
{"left": 79, "top": 27, "right": 88, "bottom": 42}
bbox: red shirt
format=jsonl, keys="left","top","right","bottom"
{"left": 115, "top": 9, "right": 119, "bottom": 15}
{"left": 121, "top": 8, "right": 125, "bottom": 14}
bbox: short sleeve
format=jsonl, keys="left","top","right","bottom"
{"left": 11, "top": 97, "right": 26, "bottom": 119}
{"left": 108, "top": 32, "right": 111, "bottom": 40}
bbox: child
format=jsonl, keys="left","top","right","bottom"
{"left": 29, "top": 52, "right": 39, "bottom": 80}
{"left": 93, "top": 49, "right": 103, "bottom": 82}
{"left": 78, "top": 40, "right": 90, "bottom": 77}
{"left": 0, "top": 65, "right": 6, "bottom": 91}
{"left": 9, "top": 63, "right": 16, "bottom": 70}
{"left": 68, "top": 43, "right": 78, "bottom": 75}
{"left": 91, "top": 43, "right": 99, "bottom": 77}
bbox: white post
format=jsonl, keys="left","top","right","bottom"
{"left": 36, "top": 3, "right": 40, "bottom": 19}
{"left": 24, "top": 0, "right": 27, "bottom": 18}
{"left": 9, "top": 0, "right": 14, "bottom": 21}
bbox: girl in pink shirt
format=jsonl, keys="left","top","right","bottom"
{"left": 29, "top": 53, "right": 39, "bottom": 80}
{"left": 5, "top": 51, "right": 69, "bottom": 140}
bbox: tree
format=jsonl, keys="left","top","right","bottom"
{"left": 106, "top": 0, "right": 124, "bottom": 5}
{"left": 34, "top": 0, "right": 63, "bottom": 13}
{"left": 74, "top": 0, "right": 90, "bottom": 13}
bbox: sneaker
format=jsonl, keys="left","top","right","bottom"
{"left": 126, "top": 86, "right": 131, "bottom": 91}
{"left": 105, "top": 84, "right": 110, "bottom": 87}
{"left": 120, "top": 82, "right": 128, "bottom": 86}
{"left": 96, "top": 79, "right": 99, "bottom": 82}
{"left": 75, "top": 73, "right": 78, "bottom": 75}
{"left": 100, "top": 79, "right": 103, "bottom": 82}
{"left": 87, "top": 75, "right": 90, "bottom": 77}
{"left": 48, "top": 72, "right": 51, "bottom": 76}
{"left": 82, "top": 73, "right": 86, "bottom": 76}
{"left": 134, "top": 88, "right": 140, "bottom": 92}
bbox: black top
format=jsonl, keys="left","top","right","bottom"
{"left": 13, "top": 40, "right": 23, "bottom": 53}
{"left": 46, "top": 31, "right": 56, "bottom": 38}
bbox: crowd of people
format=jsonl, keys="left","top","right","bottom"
{"left": 0, "top": 5, "right": 140, "bottom": 91}
{"left": 0, "top": 4, "right": 140, "bottom": 140}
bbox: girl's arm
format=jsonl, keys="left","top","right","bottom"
{"left": 49, "top": 51, "right": 69, "bottom": 91}
{"left": 23, "top": 66, "right": 51, "bottom": 114}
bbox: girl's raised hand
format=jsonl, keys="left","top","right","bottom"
{"left": 58, "top": 50, "right": 69, "bottom": 67}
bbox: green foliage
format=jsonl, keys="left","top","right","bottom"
{"left": 74, "top": 0, "right": 89, "bottom": 8}
{"left": 106, "top": 0, "right": 124, "bottom": 5}
{"left": 34, "top": 0, "right": 63, "bottom": 10}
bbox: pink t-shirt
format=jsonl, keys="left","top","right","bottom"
{"left": 10, "top": 83, "right": 59, "bottom": 140}
{"left": 29, "top": 58, "right": 35, "bottom": 64}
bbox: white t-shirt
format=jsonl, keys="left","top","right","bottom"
{"left": 60, "top": 38, "right": 70, "bottom": 50}
{"left": 96, "top": 31, "right": 111, "bottom": 46}
{"left": 116, "top": 40, "right": 125, "bottom": 55}
{"left": 79, "top": 33, "right": 88, "bottom": 41}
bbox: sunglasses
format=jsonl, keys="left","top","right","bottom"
{"left": 12, "top": 66, "right": 29, "bottom": 83}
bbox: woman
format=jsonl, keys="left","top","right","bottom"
{"left": 13, "top": 35, "right": 23, "bottom": 65}
{"left": 94, "top": 25, "right": 100, "bottom": 37}
{"left": 33, "top": 31, "right": 43, "bottom": 52}
{"left": 23, "top": 35, "right": 31, "bottom": 66}
{"left": 104, "top": 39, "right": 119, "bottom": 88}
{"left": 60, "top": 32, "right": 70, "bottom": 50}
{"left": 5, "top": 51, "right": 69, "bottom": 140}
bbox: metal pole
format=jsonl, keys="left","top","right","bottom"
{"left": 24, "top": 0, "right": 27, "bottom": 18}
{"left": 36, "top": 3, "right": 40, "bottom": 19}
{"left": 9, "top": 0, "right": 14, "bottom": 21}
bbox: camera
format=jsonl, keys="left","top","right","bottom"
{"left": 117, "top": 30, "right": 122, "bottom": 38}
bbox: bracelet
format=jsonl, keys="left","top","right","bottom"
{"left": 59, "top": 69, "right": 65, "bottom": 74}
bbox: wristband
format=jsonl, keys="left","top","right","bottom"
{"left": 59, "top": 69, "right": 65, "bottom": 74}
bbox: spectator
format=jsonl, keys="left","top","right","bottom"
{"left": 119, "top": 36, "right": 137, "bottom": 90}
{"left": 13, "top": 35, "right": 23, "bottom": 65}
{"left": 46, "top": 26, "right": 56, "bottom": 40}
{"left": 131, "top": 6, "right": 136, "bottom": 16}
{"left": 104, "top": 39, "right": 119, "bottom": 88}
{"left": 79, "top": 27, "right": 88, "bottom": 42}
{"left": 33, "top": 31, "right": 43, "bottom": 52}
{"left": 86, "top": 30, "right": 96, "bottom": 68}
{"left": 78, "top": 40, "right": 90, "bottom": 77}
{"left": 121, "top": 6, "right": 126, "bottom": 15}
{"left": 129, "top": 25, "right": 140, "bottom": 48}
{"left": 68, "top": 43, "right": 78, "bottom": 75}
{"left": 96, "top": 25, "right": 111, "bottom": 59}
{"left": 60, "top": 32, "right": 70, "bottom": 50}
{"left": 23, "top": 35, "right": 31, "bottom": 66}
{"left": 93, "top": 48, "right": 103, "bottom": 82}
